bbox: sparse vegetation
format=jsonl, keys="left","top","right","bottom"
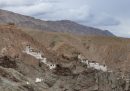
{"left": 7, "top": 22, "right": 15, "bottom": 25}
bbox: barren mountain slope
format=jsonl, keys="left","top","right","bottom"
{"left": 0, "top": 25, "right": 130, "bottom": 91}
{"left": 0, "top": 9, "right": 130, "bottom": 91}
{"left": 0, "top": 9, "right": 114, "bottom": 36}
{"left": 0, "top": 24, "right": 63, "bottom": 66}
{"left": 24, "top": 30, "right": 130, "bottom": 73}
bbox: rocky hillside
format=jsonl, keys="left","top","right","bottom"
{"left": 0, "top": 9, "right": 114, "bottom": 36}
{"left": 0, "top": 20, "right": 129, "bottom": 91}
{"left": 0, "top": 55, "right": 129, "bottom": 91}
{"left": 0, "top": 24, "right": 60, "bottom": 66}
{"left": 24, "top": 30, "right": 130, "bottom": 74}
{"left": 0, "top": 25, "right": 129, "bottom": 91}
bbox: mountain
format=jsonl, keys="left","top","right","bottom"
{"left": 0, "top": 9, "right": 114, "bottom": 36}
{"left": 24, "top": 29, "right": 130, "bottom": 73}
{"left": 1, "top": 9, "right": 130, "bottom": 91}
{"left": 0, "top": 24, "right": 130, "bottom": 91}
{"left": 0, "top": 24, "right": 129, "bottom": 91}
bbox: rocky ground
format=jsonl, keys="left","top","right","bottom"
{"left": 0, "top": 55, "right": 130, "bottom": 91}
{"left": 0, "top": 25, "right": 130, "bottom": 91}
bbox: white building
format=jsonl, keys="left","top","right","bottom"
{"left": 35, "top": 78, "right": 43, "bottom": 83}
{"left": 78, "top": 54, "right": 108, "bottom": 72}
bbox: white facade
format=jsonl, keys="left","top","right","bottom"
{"left": 23, "top": 45, "right": 56, "bottom": 70}
{"left": 78, "top": 54, "right": 82, "bottom": 59}
{"left": 23, "top": 46, "right": 43, "bottom": 60}
{"left": 48, "top": 64, "right": 56, "bottom": 69}
{"left": 81, "top": 59, "right": 89, "bottom": 65}
{"left": 26, "top": 82, "right": 30, "bottom": 85}
{"left": 1, "top": 47, "right": 7, "bottom": 54}
{"left": 41, "top": 58, "right": 47, "bottom": 63}
{"left": 35, "top": 78, "right": 43, "bottom": 83}
{"left": 78, "top": 54, "right": 108, "bottom": 72}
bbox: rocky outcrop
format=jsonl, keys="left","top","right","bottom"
{"left": 0, "top": 56, "right": 17, "bottom": 68}
{"left": 0, "top": 55, "right": 130, "bottom": 91}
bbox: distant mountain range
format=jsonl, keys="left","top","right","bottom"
{"left": 0, "top": 9, "right": 114, "bottom": 36}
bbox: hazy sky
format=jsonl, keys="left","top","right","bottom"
{"left": 0, "top": 0, "right": 130, "bottom": 37}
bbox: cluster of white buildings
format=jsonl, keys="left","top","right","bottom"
{"left": 78, "top": 54, "right": 108, "bottom": 72}
{"left": 23, "top": 45, "right": 56, "bottom": 70}
{"left": 23, "top": 45, "right": 108, "bottom": 71}
{"left": 25, "top": 78, "right": 43, "bottom": 85}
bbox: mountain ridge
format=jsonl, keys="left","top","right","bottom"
{"left": 0, "top": 15, "right": 130, "bottom": 91}
{"left": 0, "top": 9, "right": 115, "bottom": 36}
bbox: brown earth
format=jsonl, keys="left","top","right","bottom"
{"left": 0, "top": 24, "right": 130, "bottom": 91}
{"left": 0, "top": 24, "right": 61, "bottom": 66}
{"left": 24, "top": 29, "right": 130, "bottom": 73}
